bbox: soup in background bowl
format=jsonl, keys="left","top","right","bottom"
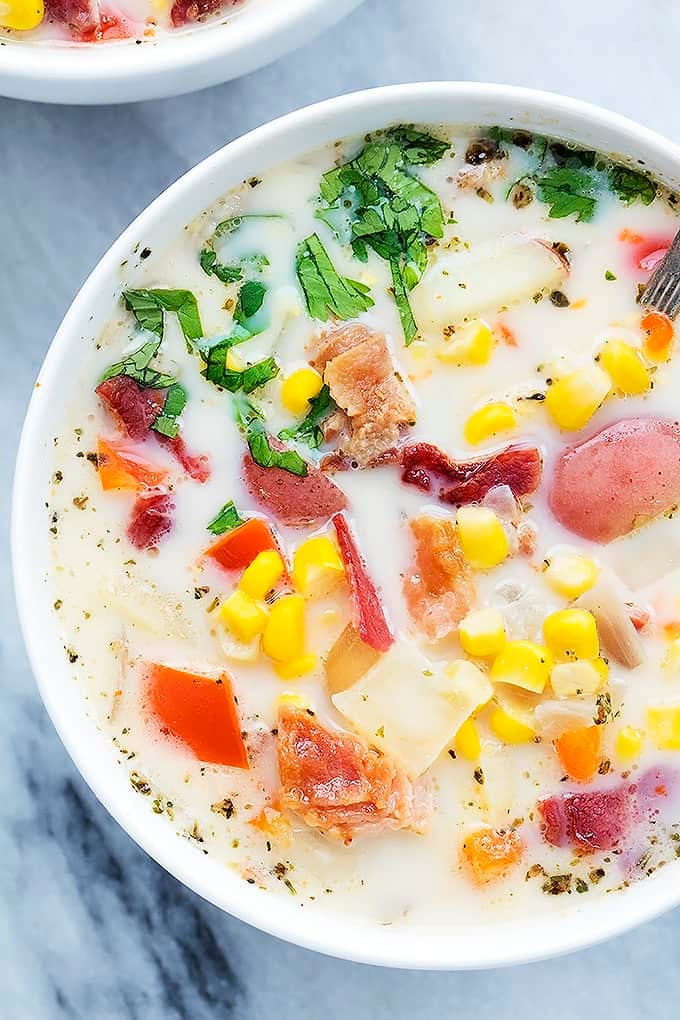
{"left": 13, "top": 83, "right": 680, "bottom": 969}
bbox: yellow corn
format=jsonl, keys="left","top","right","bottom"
{"left": 647, "top": 704, "right": 680, "bottom": 749}
{"left": 543, "top": 608, "right": 599, "bottom": 660}
{"left": 454, "top": 717, "right": 481, "bottom": 760}
{"left": 615, "top": 726, "right": 645, "bottom": 762}
{"left": 490, "top": 640, "right": 553, "bottom": 694}
{"left": 459, "top": 608, "right": 506, "bottom": 657}
{"left": 292, "top": 535, "right": 344, "bottom": 598}
{"left": 544, "top": 552, "right": 598, "bottom": 599}
{"left": 274, "top": 654, "right": 318, "bottom": 680}
{"left": 545, "top": 365, "right": 610, "bottom": 431}
{"left": 239, "top": 549, "right": 285, "bottom": 600}
{"left": 277, "top": 692, "right": 308, "bottom": 709}
{"left": 437, "top": 319, "right": 495, "bottom": 366}
{"left": 490, "top": 706, "right": 535, "bottom": 744}
{"left": 281, "top": 367, "right": 323, "bottom": 416}
{"left": 464, "top": 402, "right": 518, "bottom": 445}
{"left": 456, "top": 506, "right": 509, "bottom": 569}
{"left": 262, "top": 593, "right": 305, "bottom": 661}
{"left": 599, "top": 340, "right": 651, "bottom": 395}
{"left": 219, "top": 590, "right": 268, "bottom": 642}
{"left": 550, "top": 659, "right": 606, "bottom": 698}
{"left": 0, "top": 0, "right": 44, "bottom": 29}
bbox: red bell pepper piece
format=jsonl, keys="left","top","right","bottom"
{"left": 332, "top": 513, "right": 394, "bottom": 653}
{"left": 204, "top": 517, "right": 280, "bottom": 572}
{"left": 97, "top": 437, "right": 168, "bottom": 492}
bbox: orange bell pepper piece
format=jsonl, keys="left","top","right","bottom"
{"left": 554, "top": 724, "right": 602, "bottom": 782}
{"left": 461, "top": 826, "right": 524, "bottom": 885}
{"left": 204, "top": 517, "right": 280, "bottom": 572}
{"left": 144, "top": 663, "right": 249, "bottom": 768}
{"left": 641, "top": 309, "right": 674, "bottom": 362}
{"left": 97, "top": 437, "right": 167, "bottom": 491}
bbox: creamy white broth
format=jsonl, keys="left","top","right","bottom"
{"left": 49, "top": 125, "right": 680, "bottom": 927}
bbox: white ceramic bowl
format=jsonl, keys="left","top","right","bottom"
{"left": 0, "top": 0, "right": 363, "bottom": 104}
{"left": 13, "top": 82, "right": 680, "bottom": 969}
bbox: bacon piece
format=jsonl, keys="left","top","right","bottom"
{"left": 549, "top": 418, "right": 680, "bottom": 543}
{"left": 170, "top": 0, "right": 235, "bottom": 24}
{"left": 539, "top": 785, "right": 632, "bottom": 852}
{"left": 243, "top": 452, "right": 347, "bottom": 528}
{"left": 401, "top": 442, "right": 542, "bottom": 506}
{"left": 96, "top": 376, "right": 165, "bottom": 442}
{"left": 332, "top": 513, "right": 394, "bottom": 652}
{"left": 156, "top": 434, "right": 210, "bottom": 483}
{"left": 312, "top": 324, "right": 416, "bottom": 468}
{"left": 127, "top": 490, "right": 174, "bottom": 549}
{"left": 276, "top": 706, "right": 429, "bottom": 841}
{"left": 45, "top": 0, "right": 99, "bottom": 31}
{"left": 403, "top": 514, "right": 475, "bottom": 640}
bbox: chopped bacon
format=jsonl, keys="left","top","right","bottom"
{"left": 312, "top": 324, "right": 416, "bottom": 468}
{"left": 401, "top": 442, "right": 542, "bottom": 506}
{"left": 333, "top": 513, "right": 394, "bottom": 652}
{"left": 170, "top": 0, "right": 227, "bottom": 25}
{"left": 45, "top": 0, "right": 98, "bottom": 31}
{"left": 155, "top": 434, "right": 210, "bottom": 483}
{"left": 276, "top": 706, "right": 429, "bottom": 841}
{"left": 127, "top": 489, "right": 174, "bottom": 549}
{"left": 96, "top": 376, "right": 166, "bottom": 442}
{"left": 403, "top": 514, "right": 475, "bottom": 640}
{"left": 538, "top": 785, "right": 632, "bottom": 852}
{"left": 243, "top": 451, "right": 347, "bottom": 528}
{"left": 549, "top": 417, "right": 680, "bottom": 543}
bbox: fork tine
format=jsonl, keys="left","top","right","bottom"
{"left": 641, "top": 228, "right": 680, "bottom": 316}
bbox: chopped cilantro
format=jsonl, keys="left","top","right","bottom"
{"left": 384, "top": 125, "right": 450, "bottom": 165}
{"left": 123, "top": 288, "right": 203, "bottom": 348}
{"left": 535, "top": 167, "right": 597, "bottom": 222}
{"left": 278, "top": 384, "right": 335, "bottom": 448}
{"left": 207, "top": 500, "right": 245, "bottom": 536}
{"left": 296, "top": 233, "right": 374, "bottom": 321}
{"left": 608, "top": 166, "right": 656, "bottom": 206}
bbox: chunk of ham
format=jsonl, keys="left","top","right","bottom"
{"left": 170, "top": 0, "right": 228, "bottom": 25}
{"left": 276, "top": 706, "right": 430, "bottom": 842}
{"left": 333, "top": 513, "right": 394, "bottom": 652}
{"left": 401, "top": 442, "right": 542, "bottom": 506}
{"left": 403, "top": 514, "right": 475, "bottom": 640}
{"left": 312, "top": 324, "right": 416, "bottom": 467}
{"left": 46, "top": 0, "right": 99, "bottom": 32}
{"left": 155, "top": 434, "right": 210, "bottom": 484}
{"left": 243, "top": 451, "right": 347, "bottom": 528}
{"left": 549, "top": 418, "right": 680, "bottom": 543}
{"left": 127, "top": 490, "right": 174, "bottom": 549}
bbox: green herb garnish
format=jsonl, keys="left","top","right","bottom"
{"left": 535, "top": 167, "right": 598, "bottom": 222}
{"left": 605, "top": 269, "right": 617, "bottom": 281}
{"left": 234, "top": 394, "right": 308, "bottom": 477}
{"left": 296, "top": 233, "right": 374, "bottom": 321}
{"left": 278, "top": 384, "right": 335, "bottom": 448}
{"left": 384, "top": 125, "right": 450, "bottom": 165}
{"left": 608, "top": 166, "right": 656, "bottom": 206}
{"left": 123, "top": 289, "right": 203, "bottom": 347}
{"left": 100, "top": 339, "right": 176, "bottom": 388}
{"left": 151, "top": 383, "right": 187, "bottom": 438}
{"left": 234, "top": 280, "right": 267, "bottom": 325}
{"left": 207, "top": 500, "right": 245, "bottom": 536}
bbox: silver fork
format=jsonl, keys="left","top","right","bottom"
{"left": 641, "top": 229, "right": 680, "bottom": 317}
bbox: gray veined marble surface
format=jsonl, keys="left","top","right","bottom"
{"left": 3, "top": 0, "right": 680, "bottom": 1015}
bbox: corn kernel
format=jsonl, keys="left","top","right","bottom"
{"left": 599, "top": 340, "right": 651, "bottom": 395}
{"left": 459, "top": 608, "right": 506, "bottom": 657}
{"left": 545, "top": 365, "right": 610, "bottom": 431}
{"left": 490, "top": 707, "right": 535, "bottom": 744}
{"left": 454, "top": 717, "right": 481, "bottom": 760}
{"left": 456, "top": 506, "right": 509, "bottom": 569}
{"left": 262, "top": 593, "right": 305, "bottom": 661}
{"left": 0, "top": 0, "right": 44, "bottom": 29}
{"left": 543, "top": 608, "right": 599, "bottom": 660}
{"left": 647, "top": 704, "right": 680, "bottom": 749}
{"left": 490, "top": 641, "right": 553, "bottom": 694}
{"left": 464, "top": 402, "right": 518, "bottom": 445}
{"left": 274, "top": 654, "right": 318, "bottom": 680}
{"left": 292, "top": 536, "right": 344, "bottom": 598}
{"left": 550, "top": 659, "right": 606, "bottom": 698}
{"left": 615, "top": 726, "right": 645, "bottom": 761}
{"left": 226, "top": 348, "right": 246, "bottom": 372}
{"left": 281, "top": 367, "right": 323, "bottom": 416}
{"left": 544, "top": 552, "right": 598, "bottom": 599}
{"left": 239, "top": 549, "right": 285, "bottom": 600}
{"left": 219, "top": 590, "right": 268, "bottom": 642}
{"left": 437, "top": 319, "right": 495, "bottom": 366}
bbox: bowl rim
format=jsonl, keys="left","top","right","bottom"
{"left": 0, "top": 0, "right": 364, "bottom": 103}
{"left": 13, "top": 81, "right": 680, "bottom": 969}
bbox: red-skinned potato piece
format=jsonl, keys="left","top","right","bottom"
{"left": 538, "top": 785, "right": 632, "bottom": 851}
{"left": 127, "top": 489, "right": 175, "bottom": 549}
{"left": 333, "top": 513, "right": 394, "bottom": 652}
{"left": 401, "top": 442, "right": 542, "bottom": 506}
{"left": 204, "top": 517, "right": 281, "bottom": 572}
{"left": 549, "top": 417, "right": 680, "bottom": 543}
{"left": 144, "top": 663, "right": 248, "bottom": 768}
{"left": 243, "top": 452, "right": 347, "bottom": 528}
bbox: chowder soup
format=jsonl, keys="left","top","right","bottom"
{"left": 49, "top": 123, "right": 680, "bottom": 927}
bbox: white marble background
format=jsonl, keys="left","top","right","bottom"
{"left": 3, "top": 0, "right": 680, "bottom": 1015}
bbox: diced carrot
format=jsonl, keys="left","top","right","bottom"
{"left": 554, "top": 724, "right": 602, "bottom": 782}
{"left": 618, "top": 228, "right": 644, "bottom": 244}
{"left": 144, "top": 663, "right": 248, "bottom": 768}
{"left": 641, "top": 310, "right": 674, "bottom": 362}
{"left": 97, "top": 437, "right": 168, "bottom": 491}
{"left": 249, "top": 807, "right": 290, "bottom": 840}
{"left": 461, "top": 827, "right": 524, "bottom": 885}
{"left": 496, "top": 322, "right": 518, "bottom": 347}
{"left": 204, "top": 517, "right": 280, "bottom": 572}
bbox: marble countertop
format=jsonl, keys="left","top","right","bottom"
{"left": 3, "top": 0, "right": 680, "bottom": 1014}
